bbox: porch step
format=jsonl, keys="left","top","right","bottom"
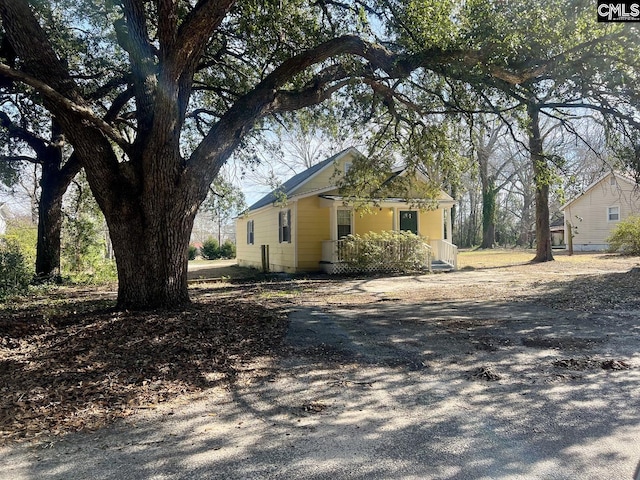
{"left": 431, "top": 260, "right": 454, "bottom": 272}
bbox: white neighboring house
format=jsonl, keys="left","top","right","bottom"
{"left": 0, "top": 203, "right": 9, "bottom": 235}
{"left": 561, "top": 173, "right": 640, "bottom": 251}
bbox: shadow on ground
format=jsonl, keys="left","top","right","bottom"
{"left": 2, "top": 272, "right": 640, "bottom": 479}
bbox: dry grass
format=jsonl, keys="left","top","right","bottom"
{"left": 457, "top": 248, "right": 635, "bottom": 270}
{"left": 457, "top": 248, "right": 535, "bottom": 269}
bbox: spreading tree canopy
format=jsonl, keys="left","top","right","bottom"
{"left": 0, "top": 0, "right": 637, "bottom": 308}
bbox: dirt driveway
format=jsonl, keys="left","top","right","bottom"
{"left": 2, "top": 254, "right": 640, "bottom": 479}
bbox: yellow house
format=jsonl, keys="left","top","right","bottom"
{"left": 562, "top": 172, "right": 640, "bottom": 251}
{"left": 236, "top": 147, "right": 457, "bottom": 273}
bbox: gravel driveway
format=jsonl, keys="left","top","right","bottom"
{"left": 2, "top": 258, "right": 640, "bottom": 479}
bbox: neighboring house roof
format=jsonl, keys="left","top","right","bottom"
{"left": 248, "top": 147, "right": 361, "bottom": 211}
{"left": 561, "top": 172, "right": 638, "bottom": 211}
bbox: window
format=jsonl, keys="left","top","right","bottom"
{"left": 279, "top": 209, "right": 291, "bottom": 243}
{"left": 344, "top": 162, "right": 352, "bottom": 173}
{"left": 610, "top": 176, "right": 617, "bottom": 186}
{"left": 337, "top": 209, "right": 352, "bottom": 238}
{"left": 608, "top": 206, "right": 620, "bottom": 222}
{"left": 246, "top": 220, "right": 254, "bottom": 245}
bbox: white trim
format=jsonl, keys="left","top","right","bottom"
{"left": 329, "top": 205, "right": 338, "bottom": 241}
{"left": 336, "top": 208, "right": 353, "bottom": 238}
{"left": 607, "top": 205, "right": 620, "bottom": 222}
{"left": 318, "top": 195, "right": 455, "bottom": 209}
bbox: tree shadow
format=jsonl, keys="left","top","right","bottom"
{"left": 3, "top": 288, "right": 640, "bottom": 479}
{"left": 0, "top": 295, "right": 287, "bottom": 444}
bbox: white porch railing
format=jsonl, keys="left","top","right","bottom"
{"left": 430, "top": 239, "right": 458, "bottom": 270}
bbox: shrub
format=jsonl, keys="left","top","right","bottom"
{"left": 4, "top": 221, "right": 37, "bottom": 268}
{"left": 339, "top": 230, "right": 431, "bottom": 273}
{"left": 607, "top": 216, "right": 640, "bottom": 255}
{"left": 188, "top": 245, "right": 198, "bottom": 260}
{"left": 219, "top": 240, "right": 236, "bottom": 259}
{"left": 200, "top": 238, "right": 220, "bottom": 260}
{"left": 0, "top": 238, "right": 31, "bottom": 299}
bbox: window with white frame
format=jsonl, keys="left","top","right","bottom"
{"left": 246, "top": 220, "right": 254, "bottom": 244}
{"left": 337, "top": 209, "right": 352, "bottom": 238}
{"left": 608, "top": 206, "right": 620, "bottom": 221}
{"left": 279, "top": 209, "right": 291, "bottom": 243}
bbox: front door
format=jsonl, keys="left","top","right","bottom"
{"left": 399, "top": 211, "right": 418, "bottom": 235}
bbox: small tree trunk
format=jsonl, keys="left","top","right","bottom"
{"left": 35, "top": 179, "right": 65, "bottom": 279}
{"left": 566, "top": 220, "right": 573, "bottom": 255}
{"left": 480, "top": 185, "right": 497, "bottom": 249}
{"left": 477, "top": 139, "right": 497, "bottom": 249}
{"left": 528, "top": 103, "right": 554, "bottom": 263}
{"left": 35, "top": 147, "right": 81, "bottom": 280}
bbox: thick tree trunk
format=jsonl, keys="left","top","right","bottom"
{"left": 99, "top": 144, "right": 207, "bottom": 310}
{"left": 108, "top": 200, "right": 198, "bottom": 310}
{"left": 528, "top": 103, "right": 554, "bottom": 262}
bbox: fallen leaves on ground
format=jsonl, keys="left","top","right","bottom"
{"left": 0, "top": 293, "right": 287, "bottom": 445}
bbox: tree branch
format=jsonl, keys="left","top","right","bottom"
{"left": 0, "top": 155, "right": 38, "bottom": 164}
{"left": 0, "top": 111, "right": 47, "bottom": 155}
{"left": 0, "top": 63, "right": 130, "bottom": 152}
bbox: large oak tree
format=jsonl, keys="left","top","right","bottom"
{"left": 0, "top": 0, "right": 636, "bottom": 308}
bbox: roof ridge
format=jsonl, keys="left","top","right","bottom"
{"left": 247, "top": 147, "right": 359, "bottom": 211}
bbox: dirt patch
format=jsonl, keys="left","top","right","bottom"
{"left": 552, "top": 358, "right": 632, "bottom": 371}
{"left": 522, "top": 336, "right": 603, "bottom": 350}
{"left": 469, "top": 366, "right": 502, "bottom": 381}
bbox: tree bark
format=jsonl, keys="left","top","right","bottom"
{"left": 35, "top": 143, "right": 81, "bottom": 280}
{"left": 106, "top": 186, "right": 200, "bottom": 309}
{"left": 35, "top": 168, "right": 66, "bottom": 279}
{"left": 480, "top": 184, "right": 497, "bottom": 249}
{"left": 528, "top": 103, "right": 554, "bottom": 262}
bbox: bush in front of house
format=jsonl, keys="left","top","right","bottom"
{"left": 607, "top": 216, "right": 640, "bottom": 255}
{"left": 340, "top": 230, "right": 431, "bottom": 273}
{"left": 188, "top": 245, "right": 198, "bottom": 260}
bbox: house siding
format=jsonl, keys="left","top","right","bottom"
{"left": 290, "top": 151, "right": 355, "bottom": 196}
{"left": 296, "top": 196, "right": 330, "bottom": 271}
{"left": 354, "top": 208, "right": 394, "bottom": 235}
{"left": 236, "top": 204, "right": 296, "bottom": 272}
{"left": 419, "top": 209, "right": 444, "bottom": 241}
{"left": 564, "top": 175, "right": 640, "bottom": 251}
{"left": 236, "top": 148, "right": 458, "bottom": 272}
